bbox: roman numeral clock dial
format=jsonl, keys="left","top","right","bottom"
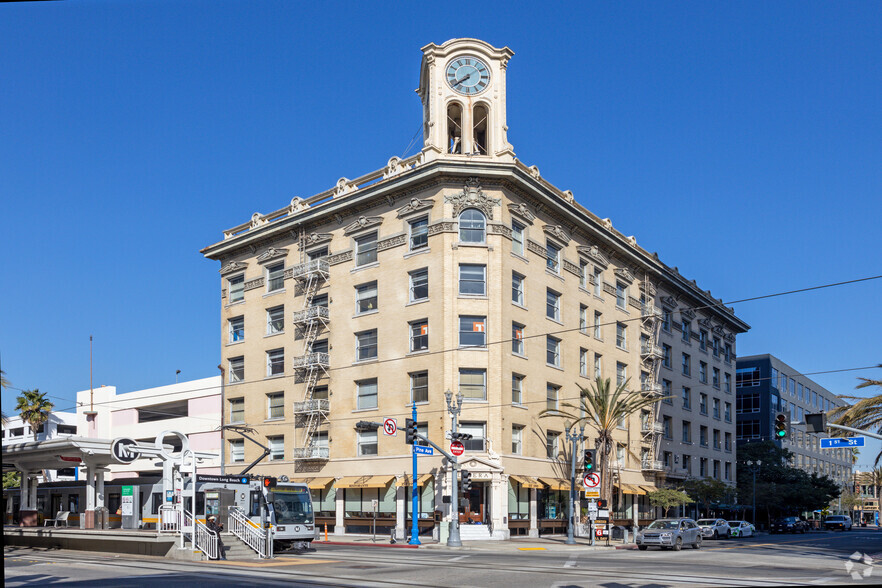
{"left": 446, "top": 57, "right": 490, "bottom": 95}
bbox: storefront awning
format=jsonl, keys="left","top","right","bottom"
{"left": 335, "top": 475, "right": 395, "bottom": 489}
{"left": 640, "top": 485, "right": 657, "bottom": 494}
{"left": 396, "top": 474, "right": 434, "bottom": 487}
{"left": 306, "top": 477, "right": 335, "bottom": 489}
{"left": 617, "top": 483, "right": 646, "bottom": 495}
{"left": 539, "top": 477, "right": 572, "bottom": 491}
{"left": 509, "top": 475, "right": 544, "bottom": 489}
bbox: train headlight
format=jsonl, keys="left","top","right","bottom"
{"left": 277, "top": 526, "right": 286, "bottom": 532}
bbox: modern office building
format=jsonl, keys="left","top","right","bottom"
{"left": 200, "top": 38, "right": 749, "bottom": 539}
{"left": 1, "top": 412, "right": 79, "bottom": 481}
{"left": 735, "top": 354, "right": 852, "bottom": 486}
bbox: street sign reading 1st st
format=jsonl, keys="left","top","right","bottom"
{"left": 820, "top": 437, "right": 864, "bottom": 448}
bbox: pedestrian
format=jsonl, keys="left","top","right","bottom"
{"left": 206, "top": 515, "right": 226, "bottom": 560}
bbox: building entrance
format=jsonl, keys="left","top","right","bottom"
{"left": 459, "top": 482, "right": 489, "bottom": 524}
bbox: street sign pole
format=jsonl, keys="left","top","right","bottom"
{"left": 445, "top": 390, "right": 463, "bottom": 547}
{"left": 409, "top": 403, "right": 421, "bottom": 545}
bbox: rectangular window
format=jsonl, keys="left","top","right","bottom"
{"left": 713, "top": 337, "right": 721, "bottom": 357}
{"left": 229, "top": 316, "right": 244, "bottom": 343}
{"left": 546, "top": 241, "right": 560, "bottom": 273}
{"left": 661, "top": 310, "right": 672, "bottom": 332}
{"left": 724, "top": 402, "right": 732, "bottom": 422}
{"left": 616, "top": 282, "right": 627, "bottom": 309}
{"left": 699, "top": 393, "right": 708, "bottom": 415}
{"left": 594, "top": 311, "right": 602, "bottom": 339}
{"left": 512, "top": 322, "right": 525, "bottom": 355}
{"left": 580, "top": 348, "right": 588, "bottom": 376}
{"left": 579, "top": 261, "right": 589, "bottom": 289}
{"left": 460, "top": 368, "right": 486, "bottom": 401}
{"left": 410, "top": 320, "right": 429, "bottom": 352}
{"left": 311, "top": 339, "right": 328, "bottom": 354}
{"left": 308, "top": 247, "right": 328, "bottom": 260}
{"left": 593, "top": 268, "right": 603, "bottom": 297}
{"left": 512, "top": 272, "right": 525, "bottom": 305}
{"left": 512, "top": 425, "right": 523, "bottom": 454}
{"left": 594, "top": 354, "right": 602, "bottom": 379}
{"left": 682, "top": 320, "right": 691, "bottom": 342}
{"left": 356, "top": 330, "right": 378, "bottom": 361}
{"left": 682, "top": 353, "right": 691, "bottom": 376}
{"left": 546, "top": 289, "right": 560, "bottom": 321}
{"left": 682, "top": 387, "right": 691, "bottom": 410}
{"left": 230, "top": 439, "right": 244, "bottom": 463}
{"left": 724, "top": 462, "right": 731, "bottom": 480}
{"left": 736, "top": 367, "right": 760, "bottom": 387}
{"left": 354, "top": 232, "right": 379, "bottom": 266}
{"left": 700, "top": 426, "right": 708, "bottom": 447}
{"left": 409, "top": 269, "right": 428, "bottom": 301}
{"left": 358, "top": 430, "right": 378, "bottom": 456}
{"left": 662, "top": 344, "right": 672, "bottom": 368}
{"left": 713, "top": 460, "right": 721, "bottom": 479}
{"left": 546, "top": 431, "right": 560, "bottom": 459}
{"left": 512, "top": 374, "right": 524, "bottom": 405}
{"left": 546, "top": 336, "right": 561, "bottom": 367}
{"left": 616, "top": 362, "right": 627, "bottom": 386}
{"left": 356, "top": 282, "right": 378, "bottom": 314}
{"left": 663, "top": 416, "right": 672, "bottom": 439}
{"left": 268, "top": 436, "right": 284, "bottom": 461}
{"left": 713, "top": 429, "right": 721, "bottom": 450}
{"left": 699, "top": 458, "right": 707, "bottom": 477}
{"left": 699, "top": 329, "right": 708, "bottom": 351}
{"left": 228, "top": 274, "right": 244, "bottom": 303}
{"left": 616, "top": 323, "right": 627, "bottom": 349}
{"left": 724, "top": 343, "right": 732, "bottom": 363}
{"left": 683, "top": 454, "right": 691, "bottom": 474}
{"left": 267, "top": 306, "right": 284, "bottom": 335}
{"left": 460, "top": 422, "right": 486, "bottom": 451}
{"left": 725, "top": 432, "right": 732, "bottom": 452}
{"left": 736, "top": 393, "right": 761, "bottom": 413}
{"left": 724, "top": 373, "right": 732, "bottom": 394}
{"left": 267, "top": 348, "right": 284, "bottom": 377}
{"left": 410, "top": 371, "right": 428, "bottom": 404}
{"left": 459, "top": 264, "right": 486, "bottom": 295}
{"left": 409, "top": 216, "right": 428, "bottom": 250}
{"left": 229, "top": 356, "right": 244, "bottom": 383}
{"left": 682, "top": 421, "right": 692, "bottom": 443}
{"left": 229, "top": 398, "right": 244, "bottom": 423}
{"left": 267, "top": 392, "right": 284, "bottom": 420}
{"left": 357, "top": 379, "right": 378, "bottom": 410}
{"left": 662, "top": 379, "right": 673, "bottom": 404}
{"left": 712, "top": 367, "right": 720, "bottom": 388}
{"left": 459, "top": 315, "right": 486, "bottom": 347}
{"left": 546, "top": 384, "right": 559, "bottom": 411}
{"left": 713, "top": 398, "right": 721, "bottom": 419}
{"left": 699, "top": 362, "right": 708, "bottom": 383}
{"left": 267, "top": 262, "right": 285, "bottom": 292}
{"left": 512, "top": 221, "right": 525, "bottom": 255}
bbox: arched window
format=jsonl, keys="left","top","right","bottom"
{"left": 459, "top": 209, "right": 486, "bottom": 243}
{"left": 472, "top": 104, "right": 489, "bottom": 155}
{"left": 447, "top": 103, "right": 463, "bottom": 154}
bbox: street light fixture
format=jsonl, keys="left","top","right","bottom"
{"left": 746, "top": 459, "right": 762, "bottom": 525}
{"left": 565, "top": 423, "right": 586, "bottom": 545}
{"left": 444, "top": 389, "right": 464, "bottom": 547}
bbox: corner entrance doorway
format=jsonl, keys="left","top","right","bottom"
{"left": 458, "top": 481, "right": 489, "bottom": 524}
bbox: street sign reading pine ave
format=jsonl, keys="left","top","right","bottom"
{"left": 820, "top": 437, "right": 865, "bottom": 448}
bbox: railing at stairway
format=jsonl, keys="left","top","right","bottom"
{"left": 159, "top": 505, "right": 180, "bottom": 533}
{"left": 182, "top": 509, "right": 218, "bottom": 560}
{"left": 229, "top": 506, "right": 273, "bottom": 559}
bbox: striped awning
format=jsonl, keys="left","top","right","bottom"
{"left": 396, "top": 474, "right": 434, "bottom": 487}
{"left": 509, "top": 475, "right": 544, "bottom": 489}
{"left": 539, "top": 477, "right": 572, "bottom": 491}
{"left": 335, "top": 475, "right": 395, "bottom": 489}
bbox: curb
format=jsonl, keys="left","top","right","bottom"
{"left": 615, "top": 544, "right": 638, "bottom": 550}
{"left": 313, "top": 540, "right": 419, "bottom": 548}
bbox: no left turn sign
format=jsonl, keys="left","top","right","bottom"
{"left": 383, "top": 418, "right": 397, "bottom": 436}
{"left": 583, "top": 472, "right": 601, "bottom": 488}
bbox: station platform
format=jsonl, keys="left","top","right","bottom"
{"left": 2, "top": 526, "right": 192, "bottom": 558}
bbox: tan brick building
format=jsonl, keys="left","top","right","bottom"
{"left": 201, "top": 38, "right": 749, "bottom": 540}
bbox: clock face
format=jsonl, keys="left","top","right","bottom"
{"left": 446, "top": 56, "right": 490, "bottom": 95}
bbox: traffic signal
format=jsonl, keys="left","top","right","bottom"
{"left": 805, "top": 413, "right": 827, "bottom": 434}
{"left": 405, "top": 418, "right": 416, "bottom": 445}
{"left": 263, "top": 476, "right": 277, "bottom": 490}
{"left": 461, "top": 469, "right": 471, "bottom": 492}
{"left": 583, "top": 449, "right": 595, "bottom": 472}
{"left": 774, "top": 412, "right": 789, "bottom": 440}
{"left": 596, "top": 499, "right": 607, "bottom": 509}
{"left": 452, "top": 432, "right": 473, "bottom": 441}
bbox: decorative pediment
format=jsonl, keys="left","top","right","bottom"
{"left": 577, "top": 245, "right": 608, "bottom": 269}
{"left": 660, "top": 296, "right": 677, "bottom": 309}
{"left": 343, "top": 216, "right": 383, "bottom": 236}
{"left": 680, "top": 308, "right": 696, "bottom": 321}
{"left": 507, "top": 202, "right": 536, "bottom": 224}
{"left": 725, "top": 333, "right": 736, "bottom": 343}
{"left": 219, "top": 261, "right": 248, "bottom": 275}
{"left": 613, "top": 268, "right": 636, "bottom": 285}
{"left": 697, "top": 318, "right": 712, "bottom": 329}
{"left": 444, "top": 178, "right": 501, "bottom": 219}
{"left": 543, "top": 224, "right": 570, "bottom": 245}
{"left": 712, "top": 325, "right": 726, "bottom": 336}
{"left": 396, "top": 197, "right": 434, "bottom": 218}
{"left": 302, "top": 232, "right": 333, "bottom": 248}
{"left": 256, "top": 247, "right": 288, "bottom": 264}
{"left": 458, "top": 455, "right": 504, "bottom": 473}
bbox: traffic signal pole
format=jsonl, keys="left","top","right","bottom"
{"left": 408, "top": 404, "right": 421, "bottom": 545}
{"left": 564, "top": 424, "right": 585, "bottom": 545}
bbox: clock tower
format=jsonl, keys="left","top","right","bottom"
{"left": 417, "top": 39, "right": 515, "bottom": 163}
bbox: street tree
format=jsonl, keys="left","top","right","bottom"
{"left": 1, "top": 369, "right": 10, "bottom": 424}
{"left": 15, "top": 389, "right": 54, "bottom": 441}
{"left": 647, "top": 488, "right": 693, "bottom": 516}
{"left": 540, "top": 376, "right": 665, "bottom": 503}
{"left": 3, "top": 471, "right": 21, "bottom": 490}
{"left": 681, "top": 477, "right": 731, "bottom": 518}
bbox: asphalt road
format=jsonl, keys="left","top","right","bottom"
{"left": 5, "top": 529, "right": 880, "bottom": 587}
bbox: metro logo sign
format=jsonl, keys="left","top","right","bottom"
{"left": 473, "top": 321, "right": 484, "bottom": 332}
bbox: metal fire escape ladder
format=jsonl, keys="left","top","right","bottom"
{"left": 640, "top": 275, "right": 664, "bottom": 474}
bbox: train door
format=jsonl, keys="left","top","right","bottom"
{"left": 50, "top": 494, "right": 63, "bottom": 517}
{"left": 205, "top": 489, "right": 236, "bottom": 529}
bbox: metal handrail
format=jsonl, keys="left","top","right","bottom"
{"left": 292, "top": 446, "right": 330, "bottom": 459}
{"left": 159, "top": 505, "right": 179, "bottom": 533}
{"left": 290, "top": 259, "right": 330, "bottom": 281}
{"left": 640, "top": 383, "right": 663, "bottom": 395}
{"left": 291, "top": 352, "right": 330, "bottom": 370}
{"left": 640, "top": 344, "right": 664, "bottom": 358}
{"left": 641, "top": 422, "right": 665, "bottom": 434}
{"left": 292, "top": 306, "right": 330, "bottom": 325}
{"left": 641, "top": 460, "right": 664, "bottom": 471}
{"left": 187, "top": 510, "right": 218, "bottom": 560}
{"left": 229, "top": 506, "right": 273, "bottom": 559}
{"left": 293, "top": 399, "right": 330, "bottom": 413}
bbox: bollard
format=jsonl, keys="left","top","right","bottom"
{"left": 623, "top": 529, "right": 629, "bottom": 543}
{"left": 390, "top": 527, "right": 397, "bottom": 544}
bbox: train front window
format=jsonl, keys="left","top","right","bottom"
{"left": 271, "top": 488, "right": 313, "bottom": 524}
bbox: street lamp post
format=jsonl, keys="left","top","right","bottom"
{"left": 746, "top": 460, "right": 762, "bottom": 525}
{"left": 565, "top": 424, "right": 586, "bottom": 545}
{"left": 445, "top": 389, "right": 464, "bottom": 547}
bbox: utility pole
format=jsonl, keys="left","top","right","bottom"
{"left": 565, "top": 424, "right": 585, "bottom": 545}
{"left": 445, "top": 389, "right": 463, "bottom": 547}
{"left": 746, "top": 460, "right": 762, "bottom": 525}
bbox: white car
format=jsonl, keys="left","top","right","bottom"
{"left": 727, "top": 520, "right": 755, "bottom": 538}
{"left": 696, "top": 518, "right": 731, "bottom": 539}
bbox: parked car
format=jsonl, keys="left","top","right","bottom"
{"left": 636, "top": 518, "right": 702, "bottom": 551}
{"left": 696, "top": 518, "right": 731, "bottom": 539}
{"left": 771, "top": 516, "right": 808, "bottom": 534}
{"left": 727, "top": 520, "right": 755, "bottom": 538}
{"left": 824, "top": 515, "right": 853, "bottom": 531}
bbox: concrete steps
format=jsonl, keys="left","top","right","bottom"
{"left": 220, "top": 532, "right": 262, "bottom": 560}
{"left": 459, "top": 524, "right": 493, "bottom": 540}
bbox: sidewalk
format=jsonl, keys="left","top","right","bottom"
{"left": 314, "top": 533, "right": 632, "bottom": 552}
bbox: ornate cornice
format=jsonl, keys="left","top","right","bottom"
{"left": 613, "top": 267, "right": 636, "bottom": 285}
{"left": 660, "top": 296, "right": 677, "bottom": 309}
{"left": 577, "top": 245, "right": 609, "bottom": 269}
{"left": 396, "top": 197, "right": 435, "bottom": 218}
{"left": 343, "top": 216, "right": 384, "bottom": 236}
{"left": 327, "top": 250, "right": 353, "bottom": 265}
{"left": 526, "top": 239, "right": 546, "bottom": 257}
{"left": 697, "top": 318, "right": 712, "bottom": 329}
{"left": 301, "top": 233, "right": 333, "bottom": 249}
{"left": 444, "top": 178, "right": 501, "bottom": 219}
{"left": 507, "top": 202, "right": 536, "bottom": 224}
{"left": 219, "top": 261, "right": 248, "bottom": 276}
{"left": 377, "top": 234, "right": 407, "bottom": 251}
{"left": 543, "top": 224, "right": 570, "bottom": 245}
{"left": 256, "top": 247, "right": 288, "bottom": 264}
{"left": 244, "top": 277, "right": 264, "bottom": 291}
{"left": 427, "top": 221, "right": 456, "bottom": 236}
{"left": 681, "top": 308, "right": 696, "bottom": 321}
{"left": 563, "top": 259, "right": 581, "bottom": 277}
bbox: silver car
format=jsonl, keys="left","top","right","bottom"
{"left": 696, "top": 518, "right": 731, "bottom": 539}
{"left": 637, "top": 518, "right": 702, "bottom": 551}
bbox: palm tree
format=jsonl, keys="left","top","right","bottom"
{"left": 1, "top": 369, "right": 10, "bottom": 424}
{"left": 15, "top": 389, "right": 54, "bottom": 441}
{"left": 540, "top": 376, "right": 667, "bottom": 503}
{"left": 831, "top": 364, "right": 882, "bottom": 464}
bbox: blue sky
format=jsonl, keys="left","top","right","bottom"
{"left": 2, "top": 2, "right": 880, "bottom": 468}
